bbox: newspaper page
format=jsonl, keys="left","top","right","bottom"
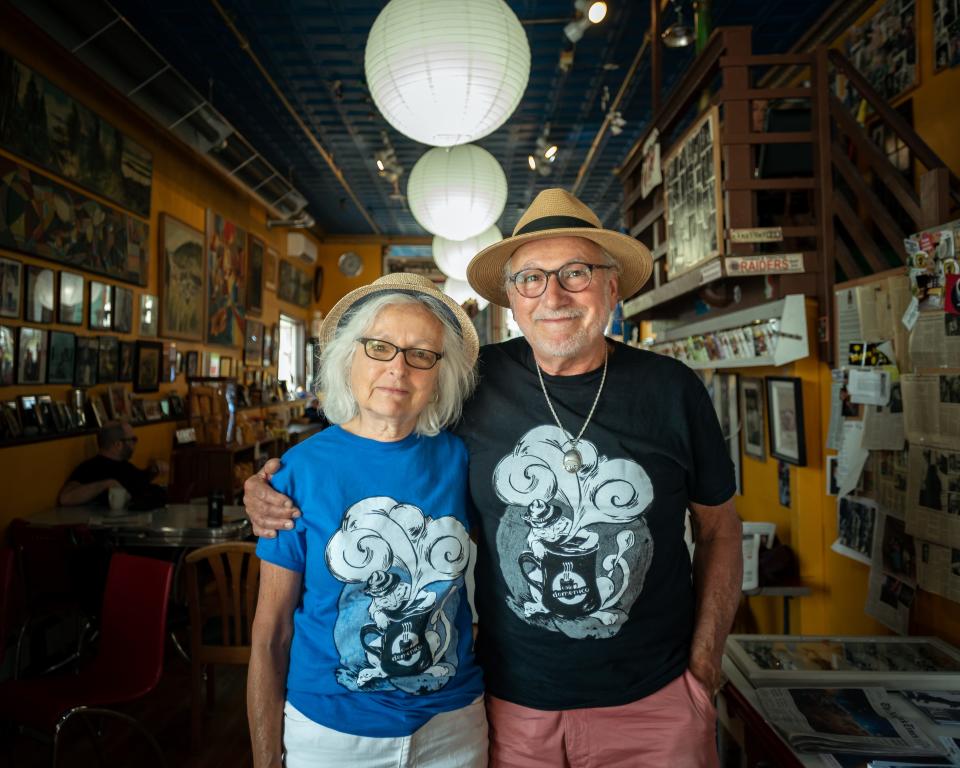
{"left": 896, "top": 690, "right": 960, "bottom": 727}
{"left": 839, "top": 421, "right": 871, "bottom": 497}
{"left": 906, "top": 445, "right": 960, "bottom": 549}
{"left": 756, "top": 687, "right": 944, "bottom": 755}
{"left": 866, "top": 510, "right": 918, "bottom": 635}
{"left": 888, "top": 275, "right": 914, "bottom": 373}
{"left": 839, "top": 287, "right": 865, "bottom": 364}
{"left": 850, "top": 368, "right": 893, "bottom": 406}
{"left": 876, "top": 448, "right": 910, "bottom": 518}
{"left": 902, "top": 375, "right": 960, "bottom": 449}
{"left": 859, "top": 283, "right": 889, "bottom": 341}
{"left": 863, "top": 383, "right": 906, "bottom": 451}
{"left": 829, "top": 369, "right": 849, "bottom": 451}
{"left": 834, "top": 496, "right": 879, "bottom": 566}
{"left": 909, "top": 313, "right": 960, "bottom": 370}
{"left": 917, "top": 540, "right": 960, "bottom": 604}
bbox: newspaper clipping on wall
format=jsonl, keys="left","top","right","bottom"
{"left": 909, "top": 313, "right": 960, "bottom": 369}
{"left": 901, "top": 374, "right": 960, "bottom": 447}
{"left": 862, "top": 382, "right": 906, "bottom": 450}
{"left": 917, "top": 540, "right": 960, "bottom": 604}
{"left": 756, "top": 687, "right": 944, "bottom": 756}
{"left": 834, "top": 496, "right": 879, "bottom": 566}
{"left": 905, "top": 446, "right": 960, "bottom": 549}
{"left": 866, "top": 510, "right": 918, "bottom": 634}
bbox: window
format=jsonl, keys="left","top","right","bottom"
{"left": 278, "top": 313, "right": 305, "bottom": 393}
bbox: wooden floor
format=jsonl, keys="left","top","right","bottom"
{"left": 7, "top": 646, "right": 253, "bottom": 768}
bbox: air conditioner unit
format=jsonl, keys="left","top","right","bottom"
{"left": 288, "top": 232, "right": 318, "bottom": 264}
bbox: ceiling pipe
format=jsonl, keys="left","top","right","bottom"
{"left": 209, "top": 0, "right": 381, "bottom": 235}
{"left": 570, "top": 31, "right": 650, "bottom": 197}
{"left": 267, "top": 212, "right": 316, "bottom": 230}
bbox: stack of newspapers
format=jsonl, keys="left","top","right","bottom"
{"left": 757, "top": 688, "right": 947, "bottom": 757}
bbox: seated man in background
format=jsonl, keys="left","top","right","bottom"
{"left": 58, "top": 420, "right": 167, "bottom": 509}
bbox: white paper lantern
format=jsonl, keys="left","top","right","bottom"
{"left": 433, "top": 226, "right": 502, "bottom": 282}
{"left": 365, "top": 0, "right": 531, "bottom": 147}
{"left": 408, "top": 145, "right": 507, "bottom": 240}
{"left": 444, "top": 278, "right": 489, "bottom": 311}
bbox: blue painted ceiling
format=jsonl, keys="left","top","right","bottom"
{"left": 113, "top": 0, "right": 835, "bottom": 236}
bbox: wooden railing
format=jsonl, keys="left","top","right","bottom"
{"left": 618, "top": 27, "right": 960, "bottom": 365}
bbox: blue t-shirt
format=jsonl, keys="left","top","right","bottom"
{"left": 256, "top": 426, "right": 484, "bottom": 738}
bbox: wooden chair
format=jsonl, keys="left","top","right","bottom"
{"left": 184, "top": 542, "right": 260, "bottom": 747}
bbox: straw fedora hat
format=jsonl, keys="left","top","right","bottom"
{"left": 466, "top": 188, "right": 652, "bottom": 307}
{"left": 319, "top": 272, "right": 479, "bottom": 365}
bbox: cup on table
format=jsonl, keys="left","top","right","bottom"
{"left": 108, "top": 485, "right": 131, "bottom": 512}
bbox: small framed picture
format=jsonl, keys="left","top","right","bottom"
{"left": 264, "top": 247, "right": 278, "bottom": 291}
{"left": 47, "top": 330, "right": 76, "bottom": 385}
{"left": 134, "top": 341, "right": 163, "bottom": 393}
{"left": 112, "top": 286, "right": 134, "bottom": 334}
{"left": 88, "top": 395, "right": 108, "bottom": 428}
{"left": 185, "top": 350, "right": 199, "bottom": 378}
{"left": 209, "top": 351, "right": 221, "bottom": 377}
{"left": 18, "top": 394, "right": 41, "bottom": 435}
{"left": 143, "top": 399, "right": 163, "bottom": 421}
{"left": 118, "top": 341, "right": 135, "bottom": 382}
{"left": 17, "top": 327, "right": 47, "bottom": 384}
{"left": 1, "top": 400, "right": 22, "bottom": 438}
{"left": 97, "top": 335, "right": 119, "bottom": 383}
{"left": 58, "top": 272, "right": 84, "bottom": 325}
{"left": 0, "top": 257, "right": 22, "bottom": 318}
{"left": 220, "top": 356, "right": 233, "bottom": 377}
{"left": 108, "top": 384, "right": 129, "bottom": 420}
{"left": 38, "top": 394, "right": 62, "bottom": 433}
{"left": 139, "top": 294, "right": 158, "bottom": 337}
{"left": 89, "top": 281, "right": 113, "bottom": 330}
{"left": 74, "top": 336, "right": 98, "bottom": 387}
{"left": 739, "top": 377, "right": 766, "bottom": 461}
{"left": 25, "top": 266, "right": 55, "bottom": 323}
{"left": 0, "top": 325, "right": 14, "bottom": 386}
{"left": 766, "top": 376, "right": 806, "bottom": 466}
{"left": 244, "top": 319, "right": 264, "bottom": 367}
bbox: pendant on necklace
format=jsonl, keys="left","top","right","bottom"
{"left": 563, "top": 447, "right": 583, "bottom": 473}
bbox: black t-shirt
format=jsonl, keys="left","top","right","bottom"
{"left": 67, "top": 455, "right": 165, "bottom": 508}
{"left": 454, "top": 337, "right": 735, "bottom": 710}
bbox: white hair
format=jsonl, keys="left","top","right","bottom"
{"left": 319, "top": 293, "right": 477, "bottom": 436}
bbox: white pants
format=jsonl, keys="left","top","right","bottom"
{"left": 283, "top": 698, "right": 488, "bottom": 768}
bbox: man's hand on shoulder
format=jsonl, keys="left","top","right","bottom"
{"left": 243, "top": 458, "right": 300, "bottom": 537}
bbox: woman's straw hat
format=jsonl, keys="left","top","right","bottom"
{"left": 466, "top": 188, "right": 653, "bottom": 307}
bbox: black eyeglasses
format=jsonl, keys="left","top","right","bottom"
{"left": 508, "top": 261, "right": 615, "bottom": 298}
{"left": 121, "top": 436, "right": 138, "bottom": 444}
{"left": 357, "top": 338, "right": 443, "bottom": 370}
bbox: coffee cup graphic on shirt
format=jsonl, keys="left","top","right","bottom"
{"left": 360, "top": 610, "right": 433, "bottom": 677}
{"left": 518, "top": 543, "right": 602, "bottom": 618}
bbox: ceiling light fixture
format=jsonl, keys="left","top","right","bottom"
{"left": 662, "top": 0, "right": 694, "bottom": 48}
{"left": 563, "top": 0, "right": 607, "bottom": 43}
{"left": 544, "top": 144, "right": 558, "bottom": 160}
{"left": 527, "top": 154, "right": 537, "bottom": 170}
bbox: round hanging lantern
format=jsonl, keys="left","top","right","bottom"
{"left": 433, "top": 225, "right": 502, "bottom": 282}
{"left": 408, "top": 145, "right": 507, "bottom": 240}
{"left": 365, "top": 0, "right": 531, "bottom": 147}
{"left": 444, "top": 278, "right": 489, "bottom": 312}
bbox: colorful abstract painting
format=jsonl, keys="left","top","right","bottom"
{"left": 159, "top": 214, "right": 204, "bottom": 341}
{"left": 0, "top": 159, "right": 148, "bottom": 285}
{"left": 0, "top": 51, "right": 152, "bottom": 217}
{"left": 205, "top": 210, "right": 246, "bottom": 347}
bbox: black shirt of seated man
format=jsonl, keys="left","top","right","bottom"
{"left": 67, "top": 454, "right": 164, "bottom": 508}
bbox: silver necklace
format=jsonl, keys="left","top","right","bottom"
{"left": 535, "top": 348, "right": 608, "bottom": 473}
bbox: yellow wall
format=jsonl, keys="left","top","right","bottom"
{"left": 0, "top": 8, "right": 313, "bottom": 528}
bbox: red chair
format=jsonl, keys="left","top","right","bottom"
{"left": 0, "top": 552, "right": 174, "bottom": 767}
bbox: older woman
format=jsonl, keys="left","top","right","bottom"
{"left": 248, "top": 274, "right": 486, "bottom": 768}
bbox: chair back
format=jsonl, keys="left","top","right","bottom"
{"left": 185, "top": 543, "right": 260, "bottom": 665}
{"left": 90, "top": 553, "right": 174, "bottom": 699}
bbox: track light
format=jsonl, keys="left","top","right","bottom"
{"left": 564, "top": 0, "right": 607, "bottom": 43}
{"left": 662, "top": 1, "right": 694, "bottom": 48}
{"left": 527, "top": 154, "right": 537, "bottom": 170}
{"left": 544, "top": 144, "right": 558, "bottom": 160}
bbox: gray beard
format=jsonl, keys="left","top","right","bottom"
{"left": 524, "top": 310, "right": 612, "bottom": 360}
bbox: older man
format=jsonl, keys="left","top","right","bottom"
{"left": 58, "top": 420, "right": 166, "bottom": 508}
{"left": 245, "top": 189, "right": 742, "bottom": 767}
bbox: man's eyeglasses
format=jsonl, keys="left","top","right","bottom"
{"left": 508, "top": 261, "right": 615, "bottom": 299}
{"left": 122, "top": 436, "right": 138, "bottom": 444}
{"left": 357, "top": 338, "right": 443, "bottom": 370}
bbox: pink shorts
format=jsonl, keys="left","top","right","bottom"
{"left": 485, "top": 669, "right": 718, "bottom": 768}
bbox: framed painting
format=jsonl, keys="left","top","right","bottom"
{"left": 739, "top": 377, "right": 766, "bottom": 461}
{"left": 74, "top": 336, "right": 98, "bottom": 387}
{"left": 159, "top": 214, "right": 205, "bottom": 341}
{"left": 134, "top": 341, "right": 163, "bottom": 393}
{"left": 112, "top": 285, "right": 134, "bottom": 333}
{"left": 264, "top": 247, "right": 278, "bottom": 291}
{"left": 139, "top": 293, "right": 157, "bottom": 337}
{"left": 205, "top": 210, "right": 247, "bottom": 347}
{"left": 97, "top": 335, "right": 118, "bottom": 383}
{"left": 247, "top": 234, "right": 264, "bottom": 315}
{"left": 89, "top": 281, "right": 113, "bottom": 330}
{"left": 47, "top": 330, "right": 76, "bottom": 385}
{"left": 0, "top": 51, "right": 153, "bottom": 217}
{"left": 58, "top": 271, "right": 84, "bottom": 325}
{"left": 24, "top": 265, "right": 55, "bottom": 323}
{"left": 244, "top": 319, "right": 264, "bottom": 367}
{"left": 17, "top": 326, "right": 46, "bottom": 384}
{"left": 766, "top": 376, "right": 806, "bottom": 466}
{"left": 0, "top": 325, "right": 14, "bottom": 385}
{"left": 0, "top": 159, "right": 148, "bottom": 285}
{"left": 278, "top": 260, "right": 311, "bottom": 307}
{"left": 118, "top": 340, "right": 135, "bottom": 382}
{"left": 0, "top": 256, "right": 21, "bottom": 318}
{"left": 726, "top": 634, "right": 960, "bottom": 689}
